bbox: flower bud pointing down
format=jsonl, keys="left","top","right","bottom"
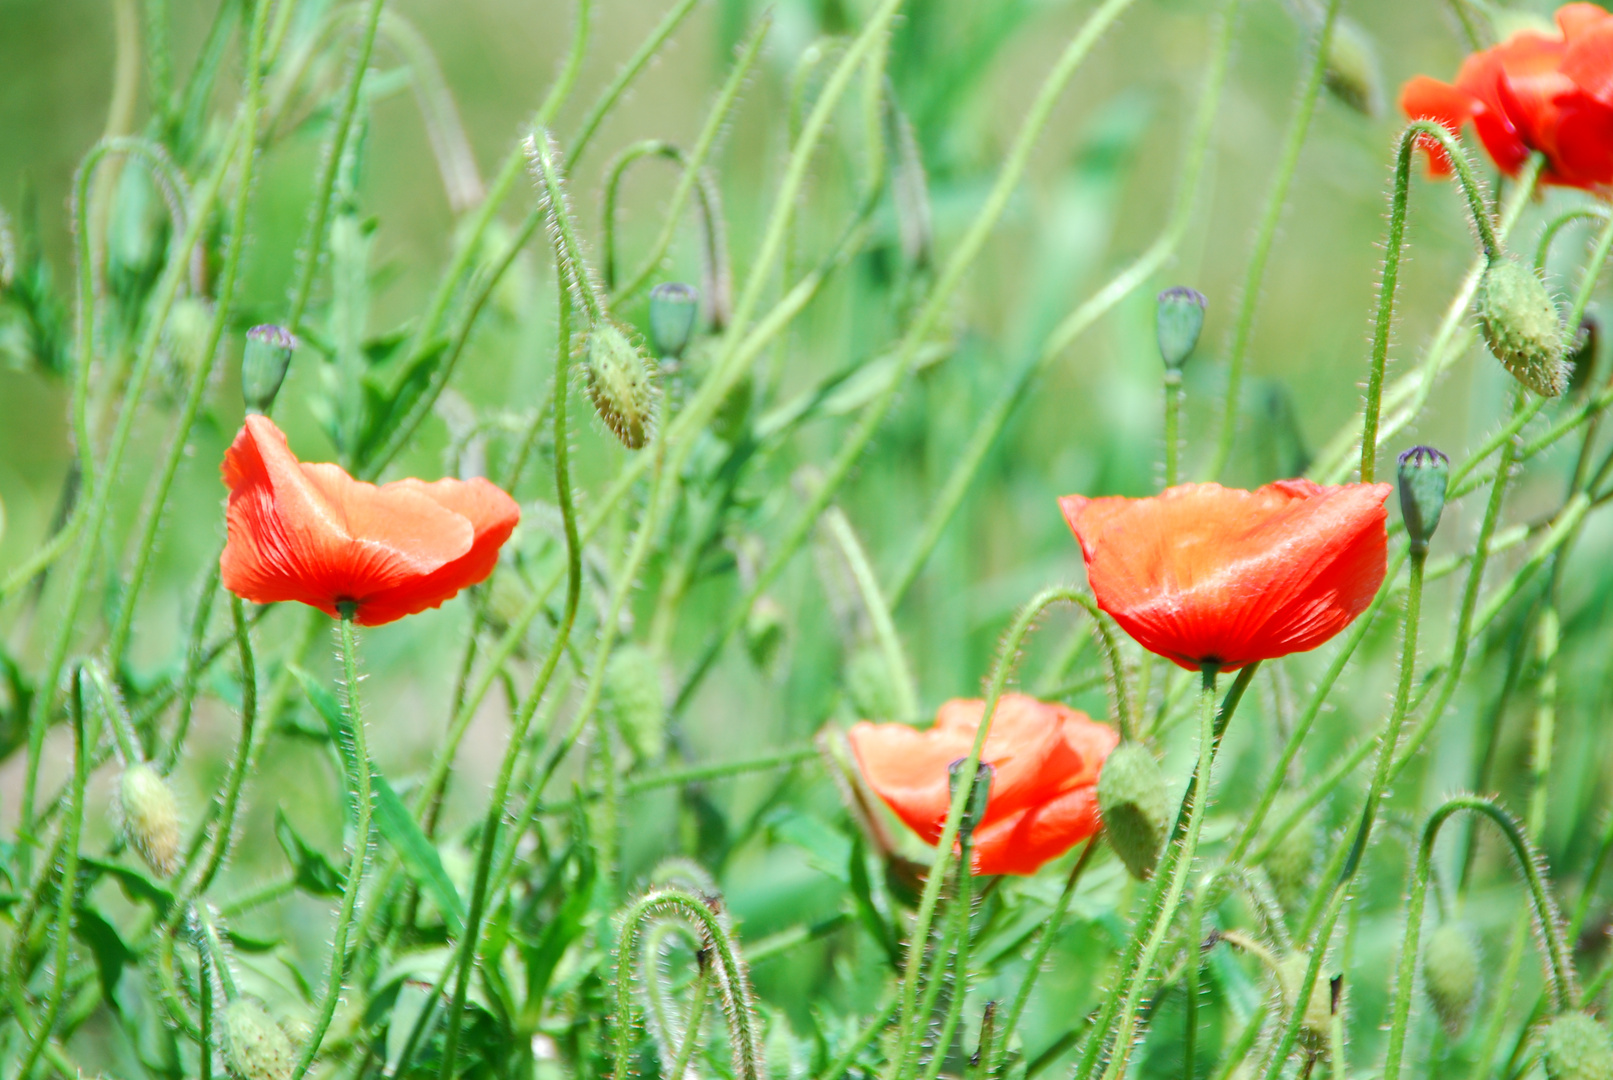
{"left": 1096, "top": 742, "right": 1171, "bottom": 880}
{"left": 648, "top": 282, "right": 700, "bottom": 361}
{"left": 1396, "top": 446, "right": 1449, "bottom": 554}
{"left": 224, "top": 999, "right": 298, "bottom": 1080}
{"left": 1423, "top": 921, "right": 1482, "bottom": 1035}
{"left": 241, "top": 325, "right": 296, "bottom": 416}
{"left": 585, "top": 320, "right": 655, "bottom": 450}
{"left": 1478, "top": 259, "right": 1568, "bottom": 397}
{"left": 119, "top": 762, "right": 182, "bottom": 877}
{"left": 1156, "top": 287, "right": 1207, "bottom": 371}
{"left": 1540, "top": 1011, "right": 1613, "bottom": 1080}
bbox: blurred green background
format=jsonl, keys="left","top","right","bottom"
{"left": 5, "top": 0, "right": 1613, "bottom": 1075}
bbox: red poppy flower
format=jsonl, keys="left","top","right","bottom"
{"left": 1401, "top": 3, "right": 1613, "bottom": 191}
{"left": 220, "top": 415, "right": 520, "bottom": 626}
{"left": 848, "top": 694, "right": 1118, "bottom": 876}
{"left": 1059, "top": 480, "right": 1391, "bottom": 673}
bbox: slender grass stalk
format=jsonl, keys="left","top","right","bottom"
{"left": 823, "top": 505, "right": 919, "bottom": 724}
{"left": 569, "top": 0, "right": 701, "bottom": 165}
{"left": 1207, "top": 0, "right": 1339, "bottom": 479}
{"left": 288, "top": 611, "right": 376, "bottom": 1080}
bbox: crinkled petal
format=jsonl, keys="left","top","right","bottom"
{"left": 971, "top": 786, "right": 1103, "bottom": 877}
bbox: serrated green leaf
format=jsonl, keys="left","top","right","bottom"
{"left": 275, "top": 807, "right": 344, "bottom": 897}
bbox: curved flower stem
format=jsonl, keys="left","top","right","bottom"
{"left": 1359, "top": 121, "right": 1499, "bottom": 483}
{"left": 886, "top": 0, "right": 1237, "bottom": 605}
{"left": 1207, "top": 0, "right": 1339, "bottom": 480}
{"left": 570, "top": 0, "right": 698, "bottom": 165}
{"left": 433, "top": 254, "right": 586, "bottom": 1080}
{"left": 1261, "top": 550, "right": 1428, "bottom": 1078}
{"left": 1535, "top": 207, "right": 1610, "bottom": 272}
{"left": 288, "top": 612, "right": 375, "bottom": 1080}
{"left": 285, "top": 0, "right": 384, "bottom": 333}
{"left": 15, "top": 669, "right": 86, "bottom": 1080}
{"left": 1382, "top": 796, "right": 1576, "bottom": 1080}
{"left": 109, "top": 0, "right": 271, "bottom": 667}
{"left": 1098, "top": 665, "right": 1221, "bottom": 1080}
{"left": 823, "top": 505, "right": 919, "bottom": 725}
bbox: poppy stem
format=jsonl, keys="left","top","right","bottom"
{"left": 1096, "top": 665, "right": 1220, "bottom": 1080}
{"left": 1360, "top": 121, "right": 1500, "bottom": 483}
{"left": 525, "top": 128, "right": 608, "bottom": 327}
{"left": 288, "top": 612, "right": 374, "bottom": 1080}
{"left": 1207, "top": 0, "right": 1339, "bottom": 481}
{"left": 1163, "top": 368, "right": 1183, "bottom": 488}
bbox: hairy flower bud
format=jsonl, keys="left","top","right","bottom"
{"left": 847, "top": 645, "right": 901, "bottom": 722}
{"left": 224, "top": 999, "right": 297, "bottom": 1080}
{"left": 605, "top": 644, "right": 666, "bottom": 763}
{"left": 1261, "top": 806, "right": 1316, "bottom": 910}
{"left": 1540, "top": 1011, "right": 1613, "bottom": 1080}
{"left": 1396, "top": 446, "right": 1449, "bottom": 553}
{"left": 648, "top": 282, "right": 700, "bottom": 361}
{"left": 1423, "top": 922, "right": 1482, "bottom": 1035}
{"left": 745, "top": 596, "right": 786, "bottom": 673}
{"left": 242, "top": 325, "right": 296, "bottom": 416}
{"left": 1478, "top": 259, "right": 1567, "bottom": 397}
{"left": 1096, "top": 742, "right": 1170, "bottom": 881}
{"left": 1277, "top": 953, "right": 1336, "bottom": 1045}
{"left": 1323, "top": 18, "right": 1383, "bottom": 117}
{"left": 108, "top": 165, "right": 168, "bottom": 304}
{"left": 585, "top": 320, "right": 655, "bottom": 450}
{"left": 119, "top": 763, "right": 182, "bottom": 877}
{"left": 1156, "top": 287, "right": 1207, "bottom": 370}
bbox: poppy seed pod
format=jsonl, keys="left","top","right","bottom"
{"left": 1397, "top": 446, "right": 1449, "bottom": 553}
{"left": 1096, "top": 742, "right": 1171, "bottom": 880}
{"left": 1156, "top": 287, "right": 1207, "bottom": 370}
{"left": 1277, "top": 953, "right": 1336, "bottom": 1046}
{"left": 119, "top": 763, "right": 182, "bottom": 877}
{"left": 1478, "top": 259, "right": 1568, "bottom": 397}
{"left": 585, "top": 320, "right": 655, "bottom": 450}
{"left": 648, "top": 282, "right": 700, "bottom": 361}
{"left": 224, "top": 999, "right": 298, "bottom": 1080}
{"left": 242, "top": 325, "right": 296, "bottom": 415}
{"left": 1423, "top": 922, "right": 1482, "bottom": 1034}
{"left": 1540, "top": 1011, "right": 1613, "bottom": 1080}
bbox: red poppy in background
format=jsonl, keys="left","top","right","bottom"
{"left": 1400, "top": 3, "right": 1613, "bottom": 191}
{"left": 1060, "top": 480, "right": 1391, "bottom": 673}
{"left": 848, "top": 694, "right": 1118, "bottom": 876}
{"left": 221, "top": 415, "right": 520, "bottom": 626}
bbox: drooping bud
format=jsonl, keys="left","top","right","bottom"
{"left": 119, "top": 763, "right": 182, "bottom": 877}
{"left": 1277, "top": 953, "right": 1336, "bottom": 1046}
{"left": 108, "top": 165, "right": 169, "bottom": 305}
{"left": 604, "top": 644, "right": 666, "bottom": 764}
{"left": 745, "top": 596, "right": 786, "bottom": 672}
{"left": 1096, "top": 742, "right": 1171, "bottom": 881}
{"left": 584, "top": 320, "right": 655, "bottom": 450}
{"left": 1539, "top": 1011, "right": 1613, "bottom": 1080}
{"left": 1156, "top": 287, "right": 1207, "bottom": 370}
{"left": 847, "top": 645, "right": 901, "bottom": 722}
{"left": 1323, "top": 18, "right": 1383, "bottom": 117}
{"left": 648, "top": 282, "right": 699, "bottom": 361}
{"left": 223, "top": 999, "right": 298, "bottom": 1080}
{"left": 948, "top": 759, "right": 994, "bottom": 841}
{"left": 1397, "top": 446, "right": 1449, "bottom": 554}
{"left": 1568, "top": 315, "right": 1599, "bottom": 396}
{"left": 241, "top": 325, "right": 296, "bottom": 416}
{"left": 1477, "top": 259, "right": 1568, "bottom": 397}
{"left": 1423, "top": 922, "right": 1482, "bottom": 1035}
{"left": 1260, "top": 805, "right": 1316, "bottom": 910}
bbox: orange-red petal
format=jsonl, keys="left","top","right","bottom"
{"left": 1059, "top": 481, "right": 1390, "bottom": 672}
{"left": 971, "top": 786, "right": 1103, "bottom": 876}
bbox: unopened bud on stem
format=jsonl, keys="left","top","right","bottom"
{"left": 1397, "top": 446, "right": 1449, "bottom": 554}
{"left": 1478, "top": 259, "right": 1568, "bottom": 397}
{"left": 1423, "top": 922, "right": 1481, "bottom": 1035}
{"left": 119, "top": 762, "right": 182, "bottom": 877}
{"left": 648, "top": 282, "right": 700, "bottom": 361}
{"left": 1156, "top": 287, "right": 1207, "bottom": 370}
{"left": 1096, "top": 742, "right": 1170, "bottom": 880}
{"left": 1540, "top": 1011, "right": 1613, "bottom": 1080}
{"left": 242, "top": 325, "right": 296, "bottom": 415}
{"left": 224, "top": 999, "right": 298, "bottom": 1080}
{"left": 585, "top": 320, "right": 655, "bottom": 450}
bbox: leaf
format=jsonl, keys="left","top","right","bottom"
{"left": 519, "top": 815, "right": 597, "bottom": 1021}
{"left": 847, "top": 835, "right": 901, "bottom": 969}
{"left": 274, "top": 808, "right": 344, "bottom": 897}
{"left": 289, "top": 665, "right": 466, "bottom": 934}
{"left": 79, "top": 856, "right": 174, "bottom": 917}
{"left": 72, "top": 905, "right": 131, "bottom": 1011}
{"left": 224, "top": 928, "right": 282, "bottom": 953}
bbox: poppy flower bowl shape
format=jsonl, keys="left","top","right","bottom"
{"left": 220, "top": 415, "right": 520, "bottom": 626}
{"left": 848, "top": 694, "right": 1119, "bottom": 876}
{"left": 1059, "top": 480, "right": 1391, "bottom": 672}
{"left": 1400, "top": 3, "right": 1613, "bottom": 191}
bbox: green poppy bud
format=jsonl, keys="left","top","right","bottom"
{"left": 1323, "top": 17, "right": 1383, "bottom": 117}
{"left": 1096, "top": 742, "right": 1171, "bottom": 881}
{"left": 118, "top": 763, "right": 182, "bottom": 877}
{"left": 1277, "top": 953, "right": 1336, "bottom": 1046}
{"left": 648, "top": 282, "right": 700, "bottom": 361}
{"left": 1568, "top": 315, "right": 1599, "bottom": 396}
{"left": 1540, "top": 1011, "right": 1613, "bottom": 1080}
{"left": 1477, "top": 259, "right": 1568, "bottom": 397}
{"left": 1260, "top": 805, "right": 1316, "bottom": 910}
{"left": 1423, "top": 922, "right": 1482, "bottom": 1035}
{"left": 108, "top": 165, "right": 169, "bottom": 304}
{"left": 224, "top": 999, "right": 298, "bottom": 1080}
{"left": 1156, "top": 287, "right": 1207, "bottom": 371}
{"left": 585, "top": 320, "right": 655, "bottom": 450}
{"left": 241, "top": 325, "right": 296, "bottom": 416}
{"left": 745, "top": 596, "right": 786, "bottom": 672}
{"left": 1396, "top": 446, "right": 1449, "bottom": 554}
{"left": 604, "top": 644, "right": 666, "bottom": 764}
{"left": 847, "top": 645, "right": 901, "bottom": 722}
